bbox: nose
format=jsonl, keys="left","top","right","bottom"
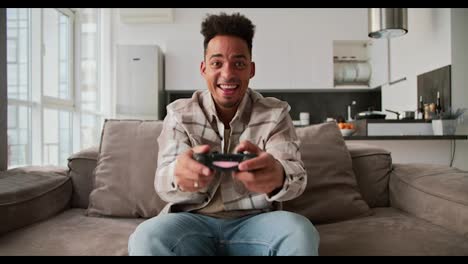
{"left": 220, "top": 63, "right": 236, "bottom": 81}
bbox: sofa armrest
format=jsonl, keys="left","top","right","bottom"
{"left": 0, "top": 166, "right": 71, "bottom": 235}
{"left": 389, "top": 163, "right": 468, "bottom": 236}
{"left": 67, "top": 146, "right": 99, "bottom": 209}
{"left": 346, "top": 143, "right": 392, "bottom": 208}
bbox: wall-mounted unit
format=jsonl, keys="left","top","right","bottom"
{"left": 333, "top": 40, "right": 372, "bottom": 87}
{"left": 116, "top": 45, "right": 164, "bottom": 120}
{"left": 119, "top": 8, "right": 174, "bottom": 24}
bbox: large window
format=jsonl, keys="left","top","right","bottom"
{"left": 7, "top": 8, "right": 32, "bottom": 166}
{"left": 79, "top": 8, "right": 102, "bottom": 149}
{"left": 7, "top": 8, "right": 104, "bottom": 168}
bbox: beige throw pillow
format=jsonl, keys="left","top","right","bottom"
{"left": 87, "top": 119, "right": 167, "bottom": 218}
{"left": 283, "top": 122, "right": 372, "bottom": 224}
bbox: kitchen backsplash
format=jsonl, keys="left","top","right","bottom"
{"left": 165, "top": 88, "right": 382, "bottom": 124}
{"left": 417, "top": 64, "right": 451, "bottom": 113}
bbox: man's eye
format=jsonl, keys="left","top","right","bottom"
{"left": 235, "top": 61, "right": 246, "bottom": 68}
{"left": 211, "top": 61, "right": 221, "bottom": 67}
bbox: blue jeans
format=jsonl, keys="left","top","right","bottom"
{"left": 128, "top": 210, "right": 320, "bottom": 256}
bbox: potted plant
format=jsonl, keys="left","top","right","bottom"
{"left": 432, "top": 107, "right": 467, "bottom": 135}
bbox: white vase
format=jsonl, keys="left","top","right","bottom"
{"left": 432, "top": 119, "right": 457, "bottom": 135}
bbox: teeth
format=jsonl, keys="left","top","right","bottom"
{"left": 219, "top": 84, "right": 237, "bottom": 89}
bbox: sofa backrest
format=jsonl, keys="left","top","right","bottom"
{"left": 67, "top": 120, "right": 393, "bottom": 217}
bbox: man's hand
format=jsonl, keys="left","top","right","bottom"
{"left": 232, "top": 140, "right": 285, "bottom": 195}
{"left": 174, "top": 145, "right": 214, "bottom": 192}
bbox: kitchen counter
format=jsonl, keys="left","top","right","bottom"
{"left": 344, "top": 135, "right": 468, "bottom": 140}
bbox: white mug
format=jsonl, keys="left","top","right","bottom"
{"left": 300, "top": 112, "right": 310, "bottom": 120}
{"left": 300, "top": 112, "right": 310, "bottom": 126}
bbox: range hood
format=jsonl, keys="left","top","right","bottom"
{"left": 368, "top": 8, "right": 408, "bottom": 39}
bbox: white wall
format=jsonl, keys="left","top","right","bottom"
{"left": 112, "top": 8, "right": 369, "bottom": 91}
{"left": 382, "top": 8, "right": 452, "bottom": 113}
{"left": 450, "top": 8, "right": 468, "bottom": 170}
{"left": 0, "top": 8, "right": 7, "bottom": 171}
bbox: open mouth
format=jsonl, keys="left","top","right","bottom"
{"left": 217, "top": 84, "right": 239, "bottom": 96}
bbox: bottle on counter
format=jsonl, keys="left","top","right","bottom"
{"left": 418, "top": 96, "right": 425, "bottom": 120}
{"left": 436, "top": 91, "right": 443, "bottom": 116}
{"left": 429, "top": 103, "right": 436, "bottom": 119}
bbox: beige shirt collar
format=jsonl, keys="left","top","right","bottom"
{"left": 201, "top": 88, "right": 256, "bottom": 126}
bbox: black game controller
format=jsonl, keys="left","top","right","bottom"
{"left": 193, "top": 152, "right": 257, "bottom": 172}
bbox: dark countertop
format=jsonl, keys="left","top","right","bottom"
{"left": 344, "top": 135, "right": 468, "bottom": 140}
{"left": 356, "top": 119, "right": 432, "bottom": 123}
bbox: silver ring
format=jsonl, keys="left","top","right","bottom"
{"left": 193, "top": 181, "right": 199, "bottom": 188}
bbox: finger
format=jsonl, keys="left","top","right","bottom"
{"left": 232, "top": 171, "right": 255, "bottom": 183}
{"left": 176, "top": 179, "right": 198, "bottom": 192}
{"left": 238, "top": 152, "right": 269, "bottom": 171}
{"left": 192, "top": 144, "right": 210, "bottom": 154}
{"left": 198, "top": 175, "right": 215, "bottom": 188}
{"left": 180, "top": 166, "right": 211, "bottom": 183}
{"left": 180, "top": 152, "right": 212, "bottom": 177}
{"left": 234, "top": 140, "right": 261, "bottom": 154}
{"left": 232, "top": 171, "right": 274, "bottom": 194}
{"left": 180, "top": 175, "right": 214, "bottom": 192}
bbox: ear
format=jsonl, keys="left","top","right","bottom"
{"left": 200, "top": 60, "right": 206, "bottom": 77}
{"left": 249, "top": 61, "right": 255, "bottom": 79}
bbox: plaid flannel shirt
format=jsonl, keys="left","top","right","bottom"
{"left": 155, "top": 88, "right": 307, "bottom": 215}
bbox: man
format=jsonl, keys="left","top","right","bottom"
{"left": 128, "top": 12, "right": 319, "bottom": 256}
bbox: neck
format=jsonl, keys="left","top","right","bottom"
{"left": 215, "top": 104, "right": 238, "bottom": 129}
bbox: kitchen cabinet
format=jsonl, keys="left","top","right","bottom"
{"left": 249, "top": 33, "right": 292, "bottom": 89}
{"left": 331, "top": 39, "right": 389, "bottom": 89}
{"left": 290, "top": 38, "right": 333, "bottom": 89}
{"left": 251, "top": 37, "right": 333, "bottom": 90}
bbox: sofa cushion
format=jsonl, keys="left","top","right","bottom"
{"left": 0, "top": 166, "right": 71, "bottom": 235}
{"left": 317, "top": 207, "right": 468, "bottom": 255}
{"left": 390, "top": 163, "right": 468, "bottom": 237}
{"left": 283, "top": 122, "right": 372, "bottom": 224}
{"left": 0, "top": 208, "right": 143, "bottom": 256}
{"left": 346, "top": 143, "right": 393, "bottom": 208}
{"left": 87, "top": 119, "right": 167, "bottom": 218}
{"left": 67, "top": 146, "right": 99, "bottom": 209}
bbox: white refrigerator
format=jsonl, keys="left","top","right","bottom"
{"left": 116, "top": 45, "right": 164, "bottom": 120}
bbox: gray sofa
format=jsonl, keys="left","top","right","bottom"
{"left": 1, "top": 120, "right": 468, "bottom": 256}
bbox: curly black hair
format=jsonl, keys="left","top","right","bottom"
{"left": 201, "top": 12, "right": 256, "bottom": 58}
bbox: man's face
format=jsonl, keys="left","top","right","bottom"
{"left": 201, "top": 35, "right": 255, "bottom": 110}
